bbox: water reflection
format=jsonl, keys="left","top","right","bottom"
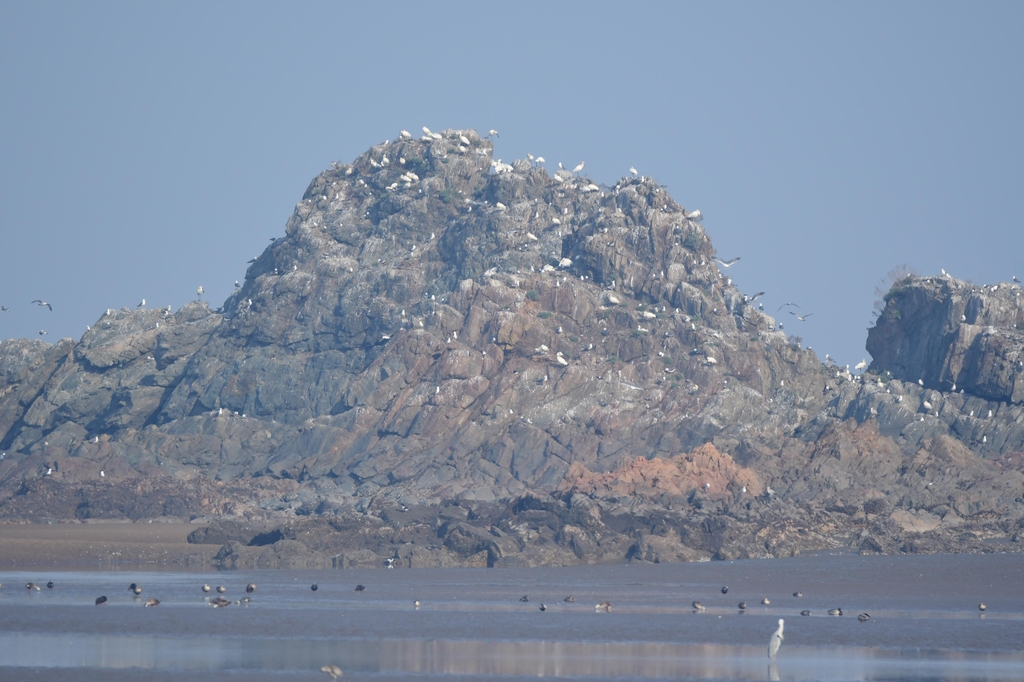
{"left": 1, "top": 634, "right": 1023, "bottom": 680}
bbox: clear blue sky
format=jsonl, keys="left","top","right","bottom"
{"left": 1, "top": 2, "right": 1021, "bottom": 366}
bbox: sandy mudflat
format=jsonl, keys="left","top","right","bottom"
{"left": 0, "top": 522, "right": 218, "bottom": 568}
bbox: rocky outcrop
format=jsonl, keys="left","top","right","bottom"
{"left": 867, "top": 275, "right": 1024, "bottom": 402}
{"left": 1, "top": 129, "right": 1022, "bottom": 567}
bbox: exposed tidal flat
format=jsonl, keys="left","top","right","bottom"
{"left": 1, "top": 553, "right": 1022, "bottom": 681}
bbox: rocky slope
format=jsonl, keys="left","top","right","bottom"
{"left": 1, "top": 129, "right": 1022, "bottom": 568}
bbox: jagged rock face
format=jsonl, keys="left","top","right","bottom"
{"left": 0, "top": 130, "right": 1022, "bottom": 565}
{"left": 867, "top": 275, "right": 1024, "bottom": 403}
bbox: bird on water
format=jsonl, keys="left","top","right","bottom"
{"left": 721, "top": 586, "right": 728, "bottom": 594}
{"left": 145, "top": 598, "right": 160, "bottom": 607}
{"left": 828, "top": 608, "right": 843, "bottom": 616}
{"left": 202, "top": 584, "right": 211, "bottom": 593}
{"left": 311, "top": 583, "right": 318, "bottom": 592}
{"left": 246, "top": 583, "right": 256, "bottom": 594}
{"left": 858, "top": 613, "right": 871, "bottom": 622}
{"left": 692, "top": 601, "right": 706, "bottom": 611}
{"left": 216, "top": 585, "right": 226, "bottom": 593}
{"left": 768, "top": 619, "right": 784, "bottom": 661}
{"left": 353, "top": 584, "right": 365, "bottom": 592}
{"left": 26, "top": 582, "right": 40, "bottom": 591}
{"left": 46, "top": 581, "right": 54, "bottom": 589}
{"left": 520, "top": 595, "right": 529, "bottom": 602}
{"left": 738, "top": 602, "right": 747, "bottom": 610}
{"left": 321, "top": 665, "right": 343, "bottom": 679}
{"left": 95, "top": 596, "right": 107, "bottom": 605}
{"left": 129, "top": 583, "right": 142, "bottom": 595}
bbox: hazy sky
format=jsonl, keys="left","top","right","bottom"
{"left": 1, "top": 2, "right": 1021, "bottom": 366}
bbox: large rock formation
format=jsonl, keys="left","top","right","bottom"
{"left": 1, "top": 129, "right": 1022, "bottom": 567}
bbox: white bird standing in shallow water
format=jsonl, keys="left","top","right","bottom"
{"left": 768, "top": 618, "right": 784, "bottom": 661}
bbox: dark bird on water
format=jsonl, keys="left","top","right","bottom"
{"left": 246, "top": 583, "right": 256, "bottom": 594}
{"left": 95, "top": 596, "right": 107, "bottom": 605}
{"left": 216, "top": 585, "right": 226, "bottom": 593}
{"left": 800, "top": 610, "right": 811, "bottom": 616}
{"left": 858, "top": 613, "right": 871, "bottom": 622}
{"left": 354, "top": 584, "right": 365, "bottom": 592}
{"left": 211, "top": 597, "right": 230, "bottom": 608}
{"left": 539, "top": 603, "right": 547, "bottom": 611}
{"left": 129, "top": 583, "right": 142, "bottom": 595}
{"left": 26, "top": 582, "right": 40, "bottom": 591}
{"left": 145, "top": 598, "right": 160, "bottom": 607}
{"left": 793, "top": 591, "right": 802, "bottom": 597}
{"left": 738, "top": 602, "right": 747, "bottom": 610}
{"left": 692, "top": 601, "right": 706, "bottom": 611}
{"left": 202, "top": 584, "right": 211, "bottom": 593}
{"left": 828, "top": 608, "right": 843, "bottom": 616}
{"left": 520, "top": 595, "right": 529, "bottom": 602}
{"left": 46, "top": 581, "right": 54, "bottom": 589}
{"left": 311, "top": 583, "right": 318, "bottom": 592}
{"left": 564, "top": 596, "right": 575, "bottom": 603}
{"left": 721, "top": 586, "right": 728, "bottom": 594}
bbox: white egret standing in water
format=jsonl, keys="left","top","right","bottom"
{"left": 768, "top": 618, "right": 784, "bottom": 661}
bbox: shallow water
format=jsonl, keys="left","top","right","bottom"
{"left": 1, "top": 553, "right": 1022, "bottom": 681}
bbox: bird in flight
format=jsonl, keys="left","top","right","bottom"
{"left": 0, "top": 306, "right": 8, "bottom": 312}
{"left": 790, "top": 312, "right": 814, "bottom": 321}
{"left": 714, "top": 257, "right": 740, "bottom": 268}
{"left": 746, "top": 292, "right": 765, "bottom": 303}
{"left": 777, "top": 302, "right": 800, "bottom": 311}
{"left": 38, "top": 330, "right": 48, "bottom": 336}
{"left": 31, "top": 300, "right": 52, "bottom": 311}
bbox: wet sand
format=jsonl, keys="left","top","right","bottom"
{"left": 1, "top": 554, "right": 1023, "bottom": 681}
{"left": 0, "top": 523, "right": 217, "bottom": 569}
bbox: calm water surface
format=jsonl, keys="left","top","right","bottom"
{"left": 1, "top": 553, "right": 1022, "bottom": 681}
